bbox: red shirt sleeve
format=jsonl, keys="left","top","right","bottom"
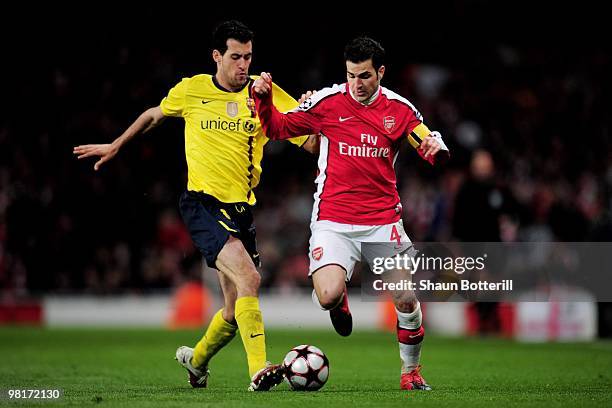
{"left": 254, "top": 88, "right": 321, "bottom": 140}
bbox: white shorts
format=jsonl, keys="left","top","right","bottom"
{"left": 308, "top": 219, "right": 413, "bottom": 281}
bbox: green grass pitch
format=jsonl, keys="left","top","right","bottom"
{"left": 0, "top": 327, "right": 611, "bottom": 407}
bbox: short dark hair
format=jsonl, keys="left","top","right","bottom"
{"left": 344, "top": 37, "right": 385, "bottom": 71}
{"left": 212, "top": 20, "right": 254, "bottom": 55}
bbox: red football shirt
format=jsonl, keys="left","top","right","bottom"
{"left": 255, "top": 83, "right": 446, "bottom": 225}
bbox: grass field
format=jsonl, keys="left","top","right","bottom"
{"left": 0, "top": 327, "right": 611, "bottom": 407}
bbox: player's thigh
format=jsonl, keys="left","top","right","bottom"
{"left": 362, "top": 219, "right": 413, "bottom": 268}
{"left": 232, "top": 203, "right": 261, "bottom": 268}
{"left": 179, "top": 191, "right": 259, "bottom": 288}
{"left": 216, "top": 236, "right": 260, "bottom": 291}
{"left": 361, "top": 220, "right": 417, "bottom": 309}
{"left": 311, "top": 264, "right": 347, "bottom": 305}
{"left": 308, "top": 221, "right": 360, "bottom": 281}
{"left": 179, "top": 191, "right": 232, "bottom": 268}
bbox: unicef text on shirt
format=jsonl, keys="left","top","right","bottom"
{"left": 200, "top": 118, "right": 257, "bottom": 133}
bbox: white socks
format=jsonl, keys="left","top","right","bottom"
{"left": 396, "top": 302, "right": 425, "bottom": 373}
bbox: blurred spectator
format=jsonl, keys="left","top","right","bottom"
{"left": 452, "top": 150, "right": 520, "bottom": 335}
{"left": 453, "top": 150, "right": 519, "bottom": 242}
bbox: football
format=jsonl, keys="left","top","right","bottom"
{"left": 283, "top": 345, "right": 329, "bottom": 391}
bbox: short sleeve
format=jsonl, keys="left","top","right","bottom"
{"left": 160, "top": 78, "right": 189, "bottom": 117}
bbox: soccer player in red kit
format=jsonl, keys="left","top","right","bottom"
{"left": 253, "top": 37, "right": 449, "bottom": 390}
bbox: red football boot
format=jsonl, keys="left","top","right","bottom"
{"left": 400, "top": 365, "right": 432, "bottom": 391}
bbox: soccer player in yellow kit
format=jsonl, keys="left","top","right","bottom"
{"left": 73, "top": 20, "right": 316, "bottom": 391}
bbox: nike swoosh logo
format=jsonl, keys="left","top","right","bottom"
{"left": 202, "top": 100, "right": 212, "bottom": 104}
{"left": 409, "top": 334, "right": 421, "bottom": 338}
{"left": 250, "top": 333, "right": 264, "bottom": 338}
{"left": 339, "top": 116, "right": 354, "bottom": 122}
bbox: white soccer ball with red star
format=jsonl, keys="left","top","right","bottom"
{"left": 283, "top": 344, "right": 329, "bottom": 391}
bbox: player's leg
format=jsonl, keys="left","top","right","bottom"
{"left": 376, "top": 220, "right": 430, "bottom": 390}
{"left": 190, "top": 271, "right": 238, "bottom": 369}
{"left": 363, "top": 219, "right": 430, "bottom": 390}
{"left": 215, "top": 236, "right": 284, "bottom": 391}
{"left": 312, "top": 265, "right": 346, "bottom": 309}
{"left": 215, "top": 235, "right": 264, "bottom": 372}
{"left": 382, "top": 284, "right": 429, "bottom": 392}
{"left": 215, "top": 203, "right": 267, "bottom": 377}
{"left": 176, "top": 275, "right": 238, "bottom": 388}
{"left": 175, "top": 192, "right": 241, "bottom": 387}
{"left": 394, "top": 290, "right": 430, "bottom": 390}
{"left": 311, "top": 265, "right": 353, "bottom": 336}
{"left": 391, "top": 282, "right": 426, "bottom": 375}
{"left": 175, "top": 191, "right": 264, "bottom": 389}
{"left": 309, "top": 221, "right": 359, "bottom": 336}
{"left": 217, "top": 270, "right": 238, "bottom": 324}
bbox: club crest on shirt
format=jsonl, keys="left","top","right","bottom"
{"left": 312, "top": 246, "right": 324, "bottom": 261}
{"left": 383, "top": 116, "right": 396, "bottom": 132}
{"left": 227, "top": 101, "right": 239, "bottom": 117}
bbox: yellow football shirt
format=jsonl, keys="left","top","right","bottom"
{"left": 160, "top": 74, "right": 307, "bottom": 205}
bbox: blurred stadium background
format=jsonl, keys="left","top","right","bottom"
{"left": 1, "top": 2, "right": 611, "bottom": 343}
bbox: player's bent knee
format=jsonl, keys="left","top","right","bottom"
{"left": 318, "top": 287, "right": 344, "bottom": 310}
{"left": 217, "top": 237, "right": 260, "bottom": 293}
{"left": 236, "top": 268, "right": 261, "bottom": 294}
{"left": 246, "top": 269, "right": 261, "bottom": 289}
{"left": 319, "top": 297, "right": 341, "bottom": 310}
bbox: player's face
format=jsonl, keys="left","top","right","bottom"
{"left": 215, "top": 39, "right": 253, "bottom": 90}
{"left": 346, "top": 59, "right": 385, "bottom": 103}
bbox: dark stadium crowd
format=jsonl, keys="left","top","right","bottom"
{"left": 1, "top": 9, "right": 611, "bottom": 297}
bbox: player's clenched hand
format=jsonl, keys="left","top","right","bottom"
{"left": 419, "top": 132, "right": 442, "bottom": 159}
{"left": 73, "top": 143, "right": 119, "bottom": 171}
{"left": 298, "top": 90, "right": 317, "bottom": 104}
{"left": 253, "top": 72, "right": 273, "bottom": 96}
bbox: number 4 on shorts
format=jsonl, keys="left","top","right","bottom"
{"left": 390, "top": 225, "right": 401, "bottom": 245}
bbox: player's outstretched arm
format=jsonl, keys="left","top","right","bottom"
{"left": 253, "top": 72, "right": 320, "bottom": 141}
{"left": 73, "top": 106, "right": 166, "bottom": 171}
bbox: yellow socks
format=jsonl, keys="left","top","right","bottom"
{"left": 235, "top": 296, "right": 267, "bottom": 377}
{"left": 191, "top": 309, "right": 237, "bottom": 368}
{"left": 191, "top": 298, "right": 268, "bottom": 378}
